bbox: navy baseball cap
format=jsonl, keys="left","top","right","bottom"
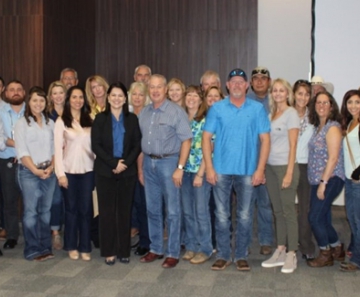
{"left": 227, "top": 68, "right": 248, "bottom": 81}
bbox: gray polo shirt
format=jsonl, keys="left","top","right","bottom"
{"left": 139, "top": 99, "right": 192, "bottom": 156}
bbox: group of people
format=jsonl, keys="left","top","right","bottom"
{"left": 0, "top": 64, "right": 358, "bottom": 275}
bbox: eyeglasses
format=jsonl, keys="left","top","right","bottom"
{"left": 251, "top": 69, "right": 269, "bottom": 76}
{"left": 294, "top": 79, "right": 311, "bottom": 87}
{"left": 316, "top": 101, "right": 330, "bottom": 106}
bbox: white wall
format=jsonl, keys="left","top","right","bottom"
{"left": 258, "top": 0, "right": 312, "bottom": 84}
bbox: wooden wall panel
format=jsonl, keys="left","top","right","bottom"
{"left": 95, "top": 0, "right": 258, "bottom": 89}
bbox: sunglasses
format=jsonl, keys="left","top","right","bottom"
{"left": 230, "top": 70, "right": 246, "bottom": 77}
{"left": 251, "top": 69, "right": 269, "bottom": 76}
{"left": 294, "top": 79, "right": 311, "bottom": 87}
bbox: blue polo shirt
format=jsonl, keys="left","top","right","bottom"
{"left": 204, "top": 96, "right": 270, "bottom": 175}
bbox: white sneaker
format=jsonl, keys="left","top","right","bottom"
{"left": 261, "top": 249, "right": 286, "bottom": 268}
{"left": 281, "top": 252, "right": 297, "bottom": 273}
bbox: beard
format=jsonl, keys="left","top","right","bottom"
{"left": 6, "top": 96, "right": 25, "bottom": 106}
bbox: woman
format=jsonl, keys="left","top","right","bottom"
{"left": 292, "top": 80, "right": 316, "bottom": 261}
{"left": 128, "top": 82, "right": 151, "bottom": 256}
{"left": 54, "top": 86, "right": 94, "bottom": 261}
{"left": 92, "top": 82, "right": 141, "bottom": 265}
{"left": 167, "top": 78, "right": 185, "bottom": 107}
{"left": 85, "top": 75, "right": 109, "bottom": 118}
{"left": 339, "top": 89, "right": 360, "bottom": 272}
{"left": 15, "top": 86, "right": 56, "bottom": 261}
{"left": 181, "top": 85, "right": 212, "bottom": 264}
{"left": 261, "top": 78, "right": 300, "bottom": 274}
{"left": 307, "top": 91, "right": 345, "bottom": 268}
{"left": 204, "top": 86, "right": 224, "bottom": 107}
{"left": 47, "top": 81, "right": 67, "bottom": 250}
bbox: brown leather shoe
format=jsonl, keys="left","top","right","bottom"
{"left": 211, "top": 259, "right": 232, "bottom": 271}
{"left": 162, "top": 257, "right": 179, "bottom": 268}
{"left": 307, "top": 249, "right": 334, "bottom": 268}
{"left": 236, "top": 259, "right": 250, "bottom": 271}
{"left": 331, "top": 243, "right": 345, "bottom": 261}
{"left": 260, "top": 245, "right": 272, "bottom": 255}
{"left": 340, "top": 261, "right": 359, "bottom": 272}
{"left": 0, "top": 229, "right": 6, "bottom": 241}
{"left": 140, "top": 252, "right": 164, "bottom": 263}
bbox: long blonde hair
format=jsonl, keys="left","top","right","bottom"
{"left": 85, "top": 75, "right": 109, "bottom": 116}
{"left": 47, "top": 80, "right": 66, "bottom": 113}
{"left": 269, "top": 78, "right": 294, "bottom": 120}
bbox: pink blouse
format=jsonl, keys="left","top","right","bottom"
{"left": 54, "top": 118, "right": 94, "bottom": 177}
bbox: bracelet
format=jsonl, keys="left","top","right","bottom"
{"left": 320, "top": 179, "right": 328, "bottom": 185}
{"left": 196, "top": 174, "right": 203, "bottom": 178}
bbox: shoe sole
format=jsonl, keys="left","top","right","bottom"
{"left": 281, "top": 268, "right": 296, "bottom": 273}
{"left": 211, "top": 261, "right": 232, "bottom": 271}
{"left": 261, "top": 262, "right": 285, "bottom": 268}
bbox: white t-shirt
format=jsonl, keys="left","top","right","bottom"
{"left": 343, "top": 123, "right": 360, "bottom": 179}
{"left": 268, "top": 107, "right": 300, "bottom": 166}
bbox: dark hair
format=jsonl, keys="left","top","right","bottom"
{"left": 24, "top": 86, "right": 50, "bottom": 125}
{"left": 204, "top": 86, "right": 225, "bottom": 100}
{"left": 0, "top": 76, "right": 4, "bottom": 87}
{"left": 308, "top": 91, "right": 342, "bottom": 127}
{"left": 184, "top": 85, "right": 207, "bottom": 122}
{"left": 61, "top": 86, "right": 92, "bottom": 128}
{"left": 5, "top": 79, "right": 24, "bottom": 90}
{"left": 293, "top": 79, "right": 311, "bottom": 95}
{"left": 340, "top": 89, "right": 360, "bottom": 131}
{"left": 105, "top": 81, "right": 129, "bottom": 115}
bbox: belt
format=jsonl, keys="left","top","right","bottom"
{"left": 147, "top": 154, "right": 175, "bottom": 159}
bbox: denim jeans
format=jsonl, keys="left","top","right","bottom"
{"left": 308, "top": 176, "right": 344, "bottom": 248}
{"left": 50, "top": 183, "right": 64, "bottom": 231}
{"left": 251, "top": 184, "right": 273, "bottom": 246}
{"left": 143, "top": 154, "right": 181, "bottom": 258}
{"left": 213, "top": 174, "right": 255, "bottom": 261}
{"left": 181, "top": 172, "right": 212, "bottom": 256}
{"left": 62, "top": 171, "right": 94, "bottom": 253}
{"left": 345, "top": 178, "right": 360, "bottom": 266}
{"left": 17, "top": 165, "right": 56, "bottom": 260}
{"left": 132, "top": 180, "right": 150, "bottom": 249}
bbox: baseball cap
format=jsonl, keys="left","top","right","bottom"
{"left": 228, "top": 68, "right": 248, "bottom": 82}
{"left": 251, "top": 67, "right": 270, "bottom": 78}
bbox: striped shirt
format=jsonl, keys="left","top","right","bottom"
{"left": 139, "top": 99, "right": 192, "bottom": 155}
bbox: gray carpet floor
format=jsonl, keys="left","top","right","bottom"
{"left": 0, "top": 206, "right": 359, "bottom": 297}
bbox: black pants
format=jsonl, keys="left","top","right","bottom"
{"left": 96, "top": 174, "right": 136, "bottom": 258}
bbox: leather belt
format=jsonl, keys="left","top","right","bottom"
{"left": 147, "top": 154, "right": 175, "bottom": 159}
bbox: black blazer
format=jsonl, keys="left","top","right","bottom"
{"left": 91, "top": 111, "right": 141, "bottom": 178}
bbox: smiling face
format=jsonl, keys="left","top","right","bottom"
{"left": 226, "top": 76, "right": 248, "bottom": 100}
{"left": 90, "top": 80, "right": 106, "bottom": 100}
{"left": 29, "top": 93, "right": 46, "bottom": 117}
{"left": 148, "top": 76, "right": 167, "bottom": 106}
{"left": 271, "top": 82, "right": 288, "bottom": 105}
{"left": 134, "top": 66, "right": 151, "bottom": 84}
{"left": 51, "top": 86, "right": 66, "bottom": 107}
{"left": 346, "top": 94, "right": 360, "bottom": 120}
{"left": 251, "top": 74, "right": 271, "bottom": 97}
{"left": 315, "top": 93, "right": 332, "bottom": 120}
{"left": 201, "top": 75, "right": 220, "bottom": 92}
{"left": 185, "top": 91, "right": 202, "bottom": 112}
{"left": 205, "top": 88, "right": 221, "bottom": 107}
{"left": 131, "top": 87, "right": 146, "bottom": 108}
{"left": 108, "top": 87, "right": 126, "bottom": 111}
{"left": 5, "top": 82, "right": 26, "bottom": 105}
{"left": 168, "top": 83, "right": 184, "bottom": 105}
{"left": 61, "top": 71, "right": 78, "bottom": 89}
{"left": 294, "top": 86, "right": 310, "bottom": 109}
{"left": 69, "top": 89, "right": 85, "bottom": 112}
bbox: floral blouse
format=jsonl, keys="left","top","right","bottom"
{"left": 184, "top": 117, "right": 205, "bottom": 173}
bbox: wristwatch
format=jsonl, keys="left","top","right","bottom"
{"left": 177, "top": 164, "right": 184, "bottom": 170}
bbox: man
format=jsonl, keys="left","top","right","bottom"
{"left": 200, "top": 70, "right": 221, "bottom": 92}
{"left": 203, "top": 69, "right": 270, "bottom": 271}
{"left": 311, "top": 75, "right": 334, "bottom": 97}
{"left": 0, "top": 76, "right": 6, "bottom": 242}
{"left": 0, "top": 80, "right": 26, "bottom": 249}
{"left": 60, "top": 68, "right": 79, "bottom": 89}
{"left": 0, "top": 76, "right": 5, "bottom": 106}
{"left": 134, "top": 65, "right": 152, "bottom": 84}
{"left": 247, "top": 66, "right": 274, "bottom": 255}
{"left": 138, "top": 74, "right": 192, "bottom": 268}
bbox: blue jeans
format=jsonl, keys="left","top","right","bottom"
{"left": 143, "top": 154, "right": 181, "bottom": 258}
{"left": 181, "top": 172, "right": 212, "bottom": 256}
{"left": 345, "top": 178, "right": 360, "bottom": 266}
{"left": 17, "top": 165, "right": 56, "bottom": 260}
{"left": 213, "top": 174, "right": 255, "bottom": 261}
{"left": 308, "top": 176, "right": 344, "bottom": 248}
{"left": 62, "top": 172, "right": 94, "bottom": 253}
{"left": 252, "top": 184, "right": 273, "bottom": 246}
{"left": 50, "top": 183, "right": 64, "bottom": 230}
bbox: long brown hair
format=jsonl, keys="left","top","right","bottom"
{"left": 25, "top": 86, "right": 50, "bottom": 125}
{"left": 184, "top": 85, "right": 208, "bottom": 122}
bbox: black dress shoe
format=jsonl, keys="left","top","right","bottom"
{"left": 105, "top": 258, "right": 116, "bottom": 266}
{"left": 0, "top": 249, "right": 3, "bottom": 256}
{"left": 134, "top": 246, "right": 149, "bottom": 256}
{"left": 92, "top": 240, "right": 100, "bottom": 248}
{"left": 3, "top": 239, "right": 17, "bottom": 249}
